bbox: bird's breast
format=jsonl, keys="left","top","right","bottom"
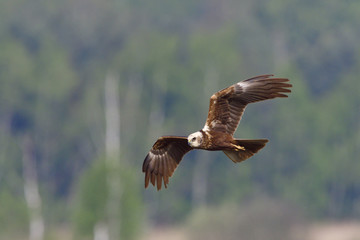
{"left": 201, "top": 131, "right": 234, "bottom": 151}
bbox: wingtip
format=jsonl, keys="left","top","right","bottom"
{"left": 144, "top": 171, "right": 150, "bottom": 188}
{"left": 276, "top": 93, "right": 290, "bottom": 98}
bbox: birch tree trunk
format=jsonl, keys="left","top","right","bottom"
{"left": 94, "top": 72, "right": 122, "bottom": 240}
{"left": 105, "top": 72, "right": 122, "bottom": 240}
{"left": 191, "top": 66, "right": 218, "bottom": 208}
{"left": 21, "top": 134, "right": 44, "bottom": 240}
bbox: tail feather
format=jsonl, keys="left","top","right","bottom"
{"left": 223, "top": 139, "right": 268, "bottom": 163}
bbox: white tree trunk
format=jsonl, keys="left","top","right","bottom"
{"left": 192, "top": 65, "right": 218, "bottom": 208}
{"left": 94, "top": 221, "right": 109, "bottom": 240}
{"left": 105, "top": 73, "right": 121, "bottom": 158}
{"left": 94, "top": 72, "right": 122, "bottom": 240}
{"left": 22, "top": 134, "right": 44, "bottom": 240}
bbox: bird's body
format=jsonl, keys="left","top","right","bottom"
{"left": 189, "top": 130, "right": 237, "bottom": 151}
{"left": 143, "top": 75, "right": 292, "bottom": 190}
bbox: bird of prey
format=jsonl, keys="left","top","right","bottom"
{"left": 142, "top": 75, "right": 292, "bottom": 190}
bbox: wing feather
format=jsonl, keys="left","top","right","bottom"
{"left": 142, "top": 136, "right": 193, "bottom": 190}
{"left": 151, "top": 172, "right": 156, "bottom": 186}
{"left": 204, "top": 75, "right": 292, "bottom": 135}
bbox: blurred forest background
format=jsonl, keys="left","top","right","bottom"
{"left": 0, "top": 0, "right": 360, "bottom": 239}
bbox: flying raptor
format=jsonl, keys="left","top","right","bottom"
{"left": 142, "top": 75, "right": 292, "bottom": 190}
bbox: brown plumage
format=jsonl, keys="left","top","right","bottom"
{"left": 142, "top": 137, "right": 192, "bottom": 189}
{"left": 143, "top": 75, "right": 292, "bottom": 190}
{"left": 205, "top": 74, "right": 291, "bottom": 135}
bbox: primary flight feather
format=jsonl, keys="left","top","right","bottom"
{"left": 142, "top": 74, "right": 292, "bottom": 190}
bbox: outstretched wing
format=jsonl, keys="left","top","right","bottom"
{"left": 142, "top": 136, "right": 193, "bottom": 190}
{"left": 204, "top": 75, "right": 292, "bottom": 135}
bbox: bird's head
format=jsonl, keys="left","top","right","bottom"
{"left": 187, "top": 131, "right": 203, "bottom": 148}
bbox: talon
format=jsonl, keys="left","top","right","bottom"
{"left": 237, "top": 145, "right": 245, "bottom": 151}
{"left": 231, "top": 144, "right": 245, "bottom": 151}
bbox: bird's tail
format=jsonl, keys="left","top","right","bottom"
{"left": 223, "top": 139, "right": 268, "bottom": 163}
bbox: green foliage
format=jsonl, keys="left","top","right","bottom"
{"left": 73, "top": 159, "right": 143, "bottom": 240}
{"left": 0, "top": 189, "right": 29, "bottom": 236}
{"left": 73, "top": 160, "right": 108, "bottom": 237}
{"left": 119, "top": 166, "right": 143, "bottom": 240}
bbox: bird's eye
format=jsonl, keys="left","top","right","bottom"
{"left": 192, "top": 137, "right": 196, "bottom": 142}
